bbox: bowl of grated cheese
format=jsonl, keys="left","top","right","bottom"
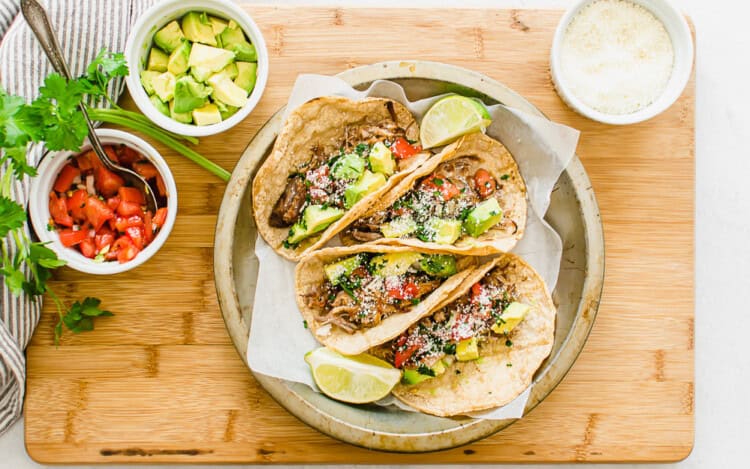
{"left": 550, "top": 0, "right": 693, "bottom": 125}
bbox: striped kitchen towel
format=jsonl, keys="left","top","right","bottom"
{"left": 0, "top": 0, "right": 153, "bottom": 436}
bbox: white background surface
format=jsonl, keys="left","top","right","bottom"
{"left": 1, "top": 0, "right": 747, "bottom": 467}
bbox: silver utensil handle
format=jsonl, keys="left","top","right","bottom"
{"left": 20, "top": 0, "right": 72, "bottom": 79}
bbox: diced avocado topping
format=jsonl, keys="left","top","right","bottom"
{"left": 147, "top": 48, "right": 169, "bottom": 72}
{"left": 149, "top": 95, "right": 170, "bottom": 117}
{"left": 463, "top": 198, "right": 503, "bottom": 237}
{"left": 234, "top": 61, "right": 257, "bottom": 92}
{"left": 229, "top": 42, "right": 257, "bottom": 62}
{"left": 491, "top": 302, "right": 530, "bottom": 334}
{"left": 222, "top": 62, "right": 239, "bottom": 80}
{"left": 215, "top": 99, "right": 239, "bottom": 120}
{"left": 207, "top": 72, "right": 248, "bottom": 108}
{"left": 370, "top": 252, "right": 423, "bottom": 277}
{"left": 286, "top": 222, "right": 308, "bottom": 245}
{"left": 188, "top": 43, "right": 235, "bottom": 73}
{"left": 190, "top": 66, "right": 213, "bottom": 83}
{"left": 324, "top": 255, "right": 362, "bottom": 285}
{"left": 169, "top": 99, "right": 192, "bottom": 124}
{"left": 192, "top": 103, "right": 222, "bottom": 126}
{"left": 368, "top": 141, "right": 395, "bottom": 176}
{"left": 219, "top": 24, "right": 246, "bottom": 49}
{"left": 154, "top": 21, "right": 185, "bottom": 53}
{"left": 344, "top": 170, "right": 387, "bottom": 209}
{"left": 456, "top": 337, "right": 479, "bottom": 361}
{"left": 140, "top": 70, "right": 161, "bottom": 95}
{"left": 167, "top": 40, "right": 191, "bottom": 75}
{"left": 208, "top": 16, "right": 228, "bottom": 36}
{"left": 331, "top": 153, "right": 365, "bottom": 180}
{"left": 181, "top": 11, "right": 217, "bottom": 46}
{"left": 151, "top": 72, "right": 177, "bottom": 102}
{"left": 173, "top": 76, "right": 212, "bottom": 113}
{"left": 401, "top": 360, "right": 449, "bottom": 385}
{"left": 426, "top": 218, "right": 462, "bottom": 244}
{"left": 381, "top": 216, "right": 417, "bottom": 238}
{"left": 304, "top": 205, "right": 344, "bottom": 234}
{"left": 419, "top": 254, "right": 457, "bottom": 278}
{"left": 401, "top": 369, "right": 433, "bottom": 385}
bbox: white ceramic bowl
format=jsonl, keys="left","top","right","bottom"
{"left": 550, "top": 0, "right": 693, "bottom": 125}
{"left": 124, "top": 0, "right": 269, "bottom": 137}
{"left": 29, "top": 129, "right": 178, "bottom": 275}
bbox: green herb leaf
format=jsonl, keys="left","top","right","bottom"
{"left": 3, "top": 146, "right": 37, "bottom": 178}
{"left": 0, "top": 197, "right": 26, "bottom": 238}
{"left": 0, "top": 90, "right": 29, "bottom": 147}
{"left": 56, "top": 297, "right": 113, "bottom": 342}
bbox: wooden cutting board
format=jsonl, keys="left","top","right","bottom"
{"left": 24, "top": 5, "right": 695, "bottom": 464}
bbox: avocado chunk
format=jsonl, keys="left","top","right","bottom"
{"left": 207, "top": 72, "right": 248, "bottom": 108}
{"left": 147, "top": 48, "right": 169, "bottom": 72}
{"left": 463, "top": 198, "right": 503, "bottom": 237}
{"left": 222, "top": 62, "right": 239, "bottom": 80}
{"left": 154, "top": 21, "right": 185, "bottom": 53}
{"left": 151, "top": 72, "right": 177, "bottom": 102}
{"left": 331, "top": 153, "right": 365, "bottom": 180}
{"left": 324, "top": 255, "right": 362, "bottom": 285}
{"left": 188, "top": 43, "right": 235, "bottom": 72}
{"left": 169, "top": 99, "right": 192, "bottom": 124}
{"left": 149, "top": 95, "right": 170, "bottom": 117}
{"left": 181, "top": 11, "right": 217, "bottom": 46}
{"left": 419, "top": 254, "right": 457, "bottom": 278}
{"left": 208, "top": 15, "right": 228, "bottom": 36}
{"left": 370, "top": 252, "right": 423, "bottom": 277}
{"left": 234, "top": 61, "right": 257, "bottom": 92}
{"left": 192, "top": 103, "right": 222, "bottom": 126}
{"left": 286, "top": 222, "right": 309, "bottom": 245}
{"left": 215, "top": 99, "right": 239, "bottom": 120}
{"left": 491, "top": 302, "right": 530, "bottom": 335}
{"left": 228, "top": 41, "right": 257, "bottom": 62}
{"left": 190, "top": 66, "right": 212, "bottom": 83}
{"left": 431, "top": 359, "right": 447, "bottom": 376}
{"left": 401, "top": 369, "right": 433, "bottom": 385}
{"left": 172, "top": 76, "right": 212, "bottom": 113}
{"left": 426, "top": 218, "right": 462, "bottom": 244}
{"left": 344, "top": 170, "right": 386, "bottom": 209}
{"left": 368, "top": 141, "right": 395, "bottom": 176}
{"left": 285, "top": 205, "right": 344, "bottom": 245}
{"left": 167, "top": 40, "right": 191, "bottom": 75}
{"left": 456, "top": 337, "right": 479, "bottom": 361}
{"left": 218, "top": 23, "right": 246, "bottom": 49}
{"left": 380, "top": 216, "right": 417, "bottom": 238}
{"left": 140, "top": 70, "right": 161, "bottom": 95}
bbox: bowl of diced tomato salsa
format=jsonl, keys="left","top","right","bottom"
{"left": 29, "top": 129, "right": 177, "bottom": 274}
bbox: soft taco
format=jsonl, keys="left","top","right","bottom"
{"left": 295, "top": 245, "right": 477, "bottom": 355}
{"left": 369, "top": 253, "right": 555, "bottom": 417}
{"left": 253, "top": 96, "right": 428, "bottom": 261}
{"left": 340, "top": 132, "right": 527, "bottom": 255}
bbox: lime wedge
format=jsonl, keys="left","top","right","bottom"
{"left": 304, "top": 347, "right": 402, "bottom": 404}
{"left": 420, "top": 95, "right": 492, "bottom": 149}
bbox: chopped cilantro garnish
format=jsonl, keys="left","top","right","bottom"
{"left": 443, "top": 343, "right": 457, "bottom": 355}
{"left": 355, "top": 143, "right": 368, "bottom": 155}
{"left": 417, "top": 364, "right": 436, "bottom": 377}
{"left": 303, "top": 320, "right": 308, "bottom": 329}
{"left": 410, "top": 298, "right": 421, "bottom": 305}
{"left": 501, "top": 174, "right": 510, "bottom": 180}
{"left": 432, "top": 178, "right": 443, "bottom": 186}
{"left": 505, "top": 339, "right": 513, "bottom": 347}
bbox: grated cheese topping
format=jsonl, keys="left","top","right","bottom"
{"left": 560, "top": 0, "right": 674, "bottom": 115}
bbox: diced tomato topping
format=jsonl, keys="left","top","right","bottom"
{"left": 125, "top": 226, "right": 145, "bottom": 250}
{"left": 387, "top": 281, "right": 419, "bottom": 300}
{"left": 95, "top": 166, "right": 125, "bottom": 198}
{"left": 66, "top": 189, "right": 88, "bottom": 221}
{"left": 118, "top": 186, "right": 146, "bottom": 205}
{"left": 152, "top": 207, "right": 168, "bottom": 228}
{"left": 474, "top": 169, "right": 496, "bottom": 199}
{"left": 75, "top": 151, "right": 95, "bottom": 171}
{"left": 470, "top": 282, "right": 484, "bottom": 303}
{"left": 156, "top": 174, "right": 167, "bottom": 197}
{"left": 106, "top": 196, "right": 121, "bottom": 211}
{"left": 113, "top": 236, "right": 139, "bottom": 263}
{"left": 79, "top": 238, "right": 97, "bottom": 258}
{"left": 58, "top": 229, "right": 89, "bottom": 247}
{"left": 451, "top": 313, "right": 475, "bottom": 341}
{"left": 422, "top": 175, "right": 460, "bottom": 201}
{"left": 114, "top": 215, "right": 144, "bottom": 233}
{"left": 390, "top": 137, "right": 421, "bottom": 160}
{"left": 94, "top": 227, "right": 115, "bottom": 252}
{"left": 143, "top": 211, "right": 154, "bottom": 244}
{"left": 394, "top": 341, "right": 422, "bottom": 368}
{"left": 103, "top": 145, "right": 119, "bottom": 164}
{"left": 116, "top": 200, "right": 143, "bottom": 218}
{"left": 53, "top": 164, "right": 80, "bottom": 193}
{"left": 85, "top": 196, "right": 115, "bottom": 231}
{"left": 49, "top": 192, "right": 73, "bottom": 227}
{"left": 132, "top": 161, "right": 159, "bottom": 179}
{"left": 117, "top": 145, "right": 141, "bottom": 166}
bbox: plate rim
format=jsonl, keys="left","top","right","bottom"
{"left": 213, "top": 60, "right": 605, "bottom": 452}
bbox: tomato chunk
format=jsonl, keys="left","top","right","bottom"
{"left": 103, "top": 145, "right": 119, "bottom": 163}
{"left": 132, "top": 161, "right": 159, "bottom": 179}
{"left": 75, "top": 151, "right": 95, "bottom": 171}
{"left": 387, "top": 281, "right": 419, "bottom": 300}
{"left": 117, "top": 200, "right": 143, "bottom": 218}
{"left": 113, "top": 236, "right": 139, "bottom": 263}
{"left": 79, "top": 238, "right": 97, "bottom": 258}
{"left": 53, "top": 164, "right": 80, "bottom": 192}
{"left": 67, "top": 189, "right": 88, "bottom": 222}
{"left": 106, "top": 196, "right": 121, "bottom": 211}
{"left": 126, "top": 226, "right": 145, "bottom": 250}
{"left": 114, "top": 215, "right": 144, "bottom": 233}
{"left": 390, "top": 137, "right": 421, "bottom": 160}
{"left": 118, "top": 186, "right": 146, "bottom": 205}
{"left": 85, "top": 196, "right": 115, "bottom": 231}
{"left": 58, "top": 229, "right": 89, "bottom": 247}
{"left": 156, "top": 174, "right": 167, "bottom": 197}
{"left": 421, "top": 175, "right": 460, "bottom": 201}
{"left": 95, "top": 166, "right": 125, "bottom": 198}
{"left": 94, "top": 227, "right": 115, "bottom": 252}
{"left": 152, "top": 207, "right": 168, "bottom": 228}
{"left": 394, "top": 340, "right": 423, "bottom": 369}
{"left": 49, "top": 192, "right": 73, "bottom": 227}
{"left": 117, "top": 145, "right": 141, "bottom": 166}
{"left": 143, "top": 211, "right": 154, "bottom": 244}
{"left": 474, "top": 169, "right": 496, "bottom": 199}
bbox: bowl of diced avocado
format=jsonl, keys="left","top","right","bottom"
{"left": 125, "top": 0, "right": 268, "bottom": 136}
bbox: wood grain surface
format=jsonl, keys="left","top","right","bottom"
{"left": 23, "top": 5, "right": 695, "bottom": 464}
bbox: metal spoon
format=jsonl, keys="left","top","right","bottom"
{"left": 21, "top": 0, "right": 158, "bottom": 213}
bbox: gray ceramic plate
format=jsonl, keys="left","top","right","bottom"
{"left": 213, "top": 61, "right": 605, "bottom": 452}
